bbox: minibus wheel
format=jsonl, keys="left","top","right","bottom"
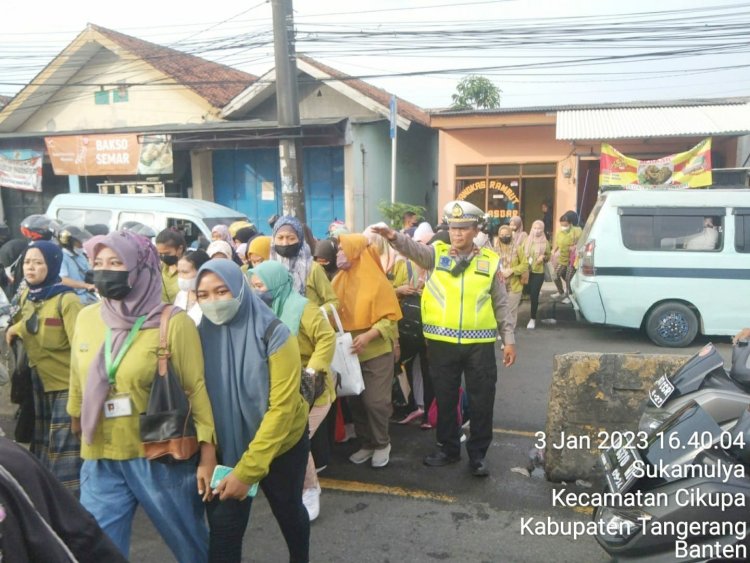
{"left": 645, "top": 302, "right": 698, "bottom": 348}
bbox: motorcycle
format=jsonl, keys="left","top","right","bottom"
{"left": 596, "top": 400, "right": 750, "bottom": 562}
{"left": 639, "top": 341, "right": 750, "bottom": 435}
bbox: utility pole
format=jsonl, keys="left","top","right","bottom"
{"left": 272, "top": 0, "right": 306, "bottom": 220}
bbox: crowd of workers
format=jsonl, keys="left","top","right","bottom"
{"left": 0, "top": 199, "right": 587, "bottom": 562}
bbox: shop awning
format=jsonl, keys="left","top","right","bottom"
{"left": 556, "top": 103, "right": 750, "bottom": 140}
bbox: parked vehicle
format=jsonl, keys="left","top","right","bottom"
{"left": 596, "top": 400, "right": 750, "bottom": 562}
{"left": 640, "top": 341, "right": 750, "bottom": 435}
{"left": 46, "top": 194, "right": 248, "bottom": 247}
{"left": 571, "top": 188, "right": 750, "bottom": 347}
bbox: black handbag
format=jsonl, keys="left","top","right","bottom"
{"left": 10, "top": 329, "right": 34, "bottom": 443}
{"left": 139, "top": 306, "right": 199, "bottom": 463}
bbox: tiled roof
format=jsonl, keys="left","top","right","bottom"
{"left": 91, "top": 24, "right": 256, "bottom": 108}
{"left": 297, "top": 55, "right": 429, "bottom": 127}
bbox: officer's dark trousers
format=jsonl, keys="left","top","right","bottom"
{"left": 427, "top": 340, "right": 497, "bottom": 461}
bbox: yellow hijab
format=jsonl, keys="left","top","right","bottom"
{"left": 332, "top": 234, "right": 402, "bottom": 331}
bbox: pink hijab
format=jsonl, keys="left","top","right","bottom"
{"left": 80, "top": 230, "right": 172, "bottom": 443}
{"left": 510, "top": 216, "right": 528, "bottom": 250}
{"left": 212, "top": 224, "right": 234, "bottom": 247}
{"left": 524, "top": 219, "right": 548, "bottom": 258}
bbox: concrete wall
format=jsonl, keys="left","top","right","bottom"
{"left": 545, "top": 351, "right": 689, "bottom": 482}
{"left": 347, "top": 121, "right": 438, "bottom": 231}
{"left": 19, "top": 49, "right": 213, "bottom": 132}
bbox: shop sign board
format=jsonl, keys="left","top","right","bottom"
{"left": 0, "top": 149, "right": 43, "bottom": 192}
{"left": 45, "top": 133, "right": 173, "bottom": 176}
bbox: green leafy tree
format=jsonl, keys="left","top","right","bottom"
{"left": 451, "top": 75, "right": 502, "bottom": 110}
{"left": 377, "top": 201, "right": 426, "bottom": 230}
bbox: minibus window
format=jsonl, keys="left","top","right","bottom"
{"left": 621, "top": 212, "right": 723, "bottom": 252}
{"left": 57, "top": 209, "right": 112, "bottom": 233}
{"left": 737, "top": 215, "right": 750, "bottom": 253}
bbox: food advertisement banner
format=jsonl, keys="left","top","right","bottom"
{"left": 0, "top": 149, "right": 43, "bottom": 192}
{"left": 45, "top": 133, "right": 173, "bottom": 176}
{"left": 599, "top": 138, "right": 712, "bottom": 189}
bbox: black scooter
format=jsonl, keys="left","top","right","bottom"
{"left": 639, "top": 341, "right": 750, "bottom": 436}
{"left": 596, "top": 400, "right": 750, "bottom": 562}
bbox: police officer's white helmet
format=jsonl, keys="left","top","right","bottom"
{"left": 442, "top": 200, "right": 484, "bottom": 228}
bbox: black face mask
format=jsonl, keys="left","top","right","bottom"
{"left": 275, "top": 242, "right": 302, "bottom": 258}
{"left": 159, "top": 254, "right": 179, "bottom": 266}
{"left": 93, "top": 270, "right": 132, "bottom": 300}
{"left": 499, "top": 236, "right": 512, "bottom": 244}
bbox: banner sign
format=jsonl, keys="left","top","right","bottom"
{"left": 600, "top": 138, "right": 712, "bottom": 189}
{"left": 0, "top": 149, "right": 43, "bottom": 192}
{"left": 45, "top": 133, "right": 173, "bottom": 176}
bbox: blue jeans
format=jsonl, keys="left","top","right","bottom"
{"left": 80, "top": 458, "right": 208, "bottom": 562}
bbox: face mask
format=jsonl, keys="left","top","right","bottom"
{"left": 177, "top": 276, "right": 196, "bottom": 292}
{"left": 336, "top": 250, "right": 352, "bottom": 271}
{"left": 93, "top": 270, "right": 132, "bottom": 300}
{"left": 160, "top": 254, "right": 178, "bottom": 266}
{"left": 275, "top": 242, "right": 301, "bottom": 258}
{"left": 320, "top": 261, "right": 337, "bottom": 274}
{"left": 256, "top": 289, "right": 274, "bottom": 307}
{"left": 474, "top": 233, "right": 488, "bottom": 247}
{"left": 199, "top": 284, "right": 244, "bottom": 325}
{"left": 561, "top": 225, "right": 571, "bottom": 232}
{"left": 499, "top": 236, "right": 512, "bottom": 244}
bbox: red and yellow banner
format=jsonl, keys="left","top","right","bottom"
{"left": 45, "top": 133, "right": 173, "bottom": 176}
{"left": 600, "top": 138, "right": 712, "bottom": 189}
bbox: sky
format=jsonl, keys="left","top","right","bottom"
{"left": 1, "top": 0, "right": 749, "bottom": 110}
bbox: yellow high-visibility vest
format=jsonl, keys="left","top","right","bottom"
{"left": 421, "top": 242, "right": 500, "bottom": 344}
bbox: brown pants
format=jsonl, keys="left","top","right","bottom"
{"left": 349, "top": 352, "right": 394, "bottom": 449}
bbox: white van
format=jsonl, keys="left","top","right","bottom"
{"left": 46, "top": 194, "right": 248, "bottom": 246}
{"left": 571, "top": 189, "right": 750, "bottom": 347}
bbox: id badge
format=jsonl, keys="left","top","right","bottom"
{"left": 103, "top": 394, "right": 133, "bottom": 418}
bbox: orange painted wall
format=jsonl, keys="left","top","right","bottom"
{"left": 438, "top": 124, "right": 740, "bottom": 229}
{"left": 437, "top": 125, "right": 575, "bottom": 221}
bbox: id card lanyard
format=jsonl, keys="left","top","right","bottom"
{"left": 104, "top": 315, "right": 147, "bottom": 387}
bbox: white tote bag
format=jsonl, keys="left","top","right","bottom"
{"left": 321, "top": 304, "right": 365, "bottom": 397}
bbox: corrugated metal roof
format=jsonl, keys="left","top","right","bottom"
{"left": 556, "top": 104, "right": 750, "bottom": 140}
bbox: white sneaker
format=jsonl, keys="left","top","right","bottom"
{"left": 460, "top": 433, "right": 467, "bottom": 443}
{"left": 302, "top": 486, "right": 321, "bottom": 522}
{"left": 527, "top": 319, "right": 536, "bottom": 330}
{"left": 349, "top": 448, "right": 374, "bottom": 464}
{"left": 550, "top": 292, "right": 562, "bottom": 299}
{"left": 561, "top": 297, "right": 571, "bottom": 305}
{"left": 371, "top": 444, "right": 391, "bottom": 468}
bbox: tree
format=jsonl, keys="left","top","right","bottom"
{"left": 450, "top": 75, "right": 502, "bottom": 110}
{"left": 377, "top": 201, "right": 426, "bottom": 230}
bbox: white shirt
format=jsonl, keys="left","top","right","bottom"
{"left": 174, "top": 290, "right": 203, "bottom": 325}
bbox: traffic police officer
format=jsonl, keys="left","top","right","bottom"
{"left": 371, "top": 200, "right": 517, "bottom": 476}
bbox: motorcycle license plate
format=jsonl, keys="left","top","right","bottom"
{"left": 648, "top": 374, "right": 675, "bottom": 408}
{"left": 600, "top": 446, "right": 641, "bottom": 494}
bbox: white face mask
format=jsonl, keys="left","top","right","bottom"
{"left": 177, "top": 276, "right": 197, "bottom": 292}
{"left": 561, "top": 225, "right": 571, "bottom": 232}
{"left": 473, "top": 232, "right": 488, "bottom": 247}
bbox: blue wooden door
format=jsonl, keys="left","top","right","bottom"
{"left": 213, "top": 149, "right": 280, "bottom": 230}
{"left": 303, "top": 147, "right": 344, "bottom": 239}
{"left": 213, "top": 147, "right": 344, "bottom": 239}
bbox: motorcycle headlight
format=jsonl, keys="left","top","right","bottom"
{"left": 638, "top": 410, "right": 672, "bottom": 435}
{"left": 596, "top": 507, "right": 651, "bottom": 546}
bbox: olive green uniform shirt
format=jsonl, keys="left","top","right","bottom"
{"left": 67, "top": 304, "right": 216, "bottom": 460}
{"left": 11, "top": 292, "right": 83, "bottom": 392}
{"left": 297, "top": 303, "right": 337, "bottom": 407}
{"left": 160, "top": 263, "right": 179, "bottom": 304}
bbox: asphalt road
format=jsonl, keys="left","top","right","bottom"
{"left": 0, "top": 290, "right": 737, "bottom": 562}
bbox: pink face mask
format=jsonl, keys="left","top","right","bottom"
{"left": 336, "top": 249, "right": 352, "bottom": 271}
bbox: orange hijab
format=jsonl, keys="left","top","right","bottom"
{"left": 332, "top": 234, "right": 402, "bottom": 331}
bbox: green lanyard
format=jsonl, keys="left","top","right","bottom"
{"left": 104, "top": 315, "right": 147, "bottom": 387}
